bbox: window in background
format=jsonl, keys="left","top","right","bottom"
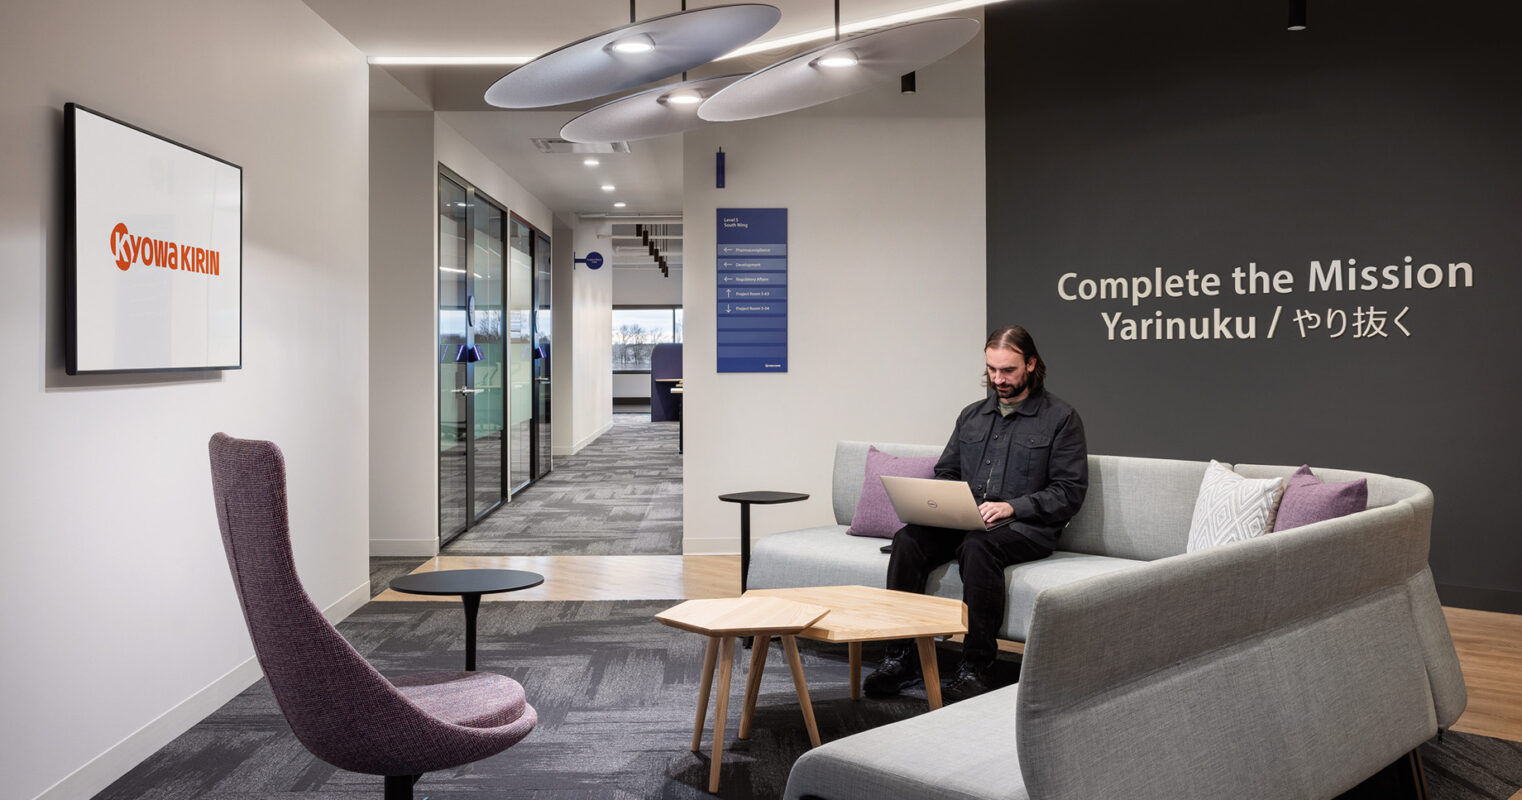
{"left": 612, "top": 306, "right": 682, "bottom": 372}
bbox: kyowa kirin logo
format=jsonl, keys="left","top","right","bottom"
{"left": 108, "top": 222, "right": 222, "bottom": 276}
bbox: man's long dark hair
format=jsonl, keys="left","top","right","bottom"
{"left": 982, "top": 325, "right": 1046, "bottom": 394}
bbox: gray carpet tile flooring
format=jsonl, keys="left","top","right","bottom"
{"left": 443, "top": 416, "right": 683, "bottom": 557}
{"left": 370, "top": 557, "right": 430, "bottom": 598}
{"left": 93, "top": 600, "right": 1522, "bottom": 800}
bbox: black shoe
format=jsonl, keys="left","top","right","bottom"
{"left": 863, "top": 654, "right": 922, "bottom": 697}
{"left": 942, "top": 661, "right": 995, "bottom": 703}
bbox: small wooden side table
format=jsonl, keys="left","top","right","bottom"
{"left": 745, "top": 585, "right": 967, "bottom": 710}
{"left": 718, "top": 491, "right": 809, "bottom": 592}
{"left": 656, "top": 596, "right": 830, "bottom": 794}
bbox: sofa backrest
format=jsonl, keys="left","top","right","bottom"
{"left": 832, "top": 443, "right": 1433, "bottom": 567}
{"left": 1059, "top": 454, "right": 1213, "bottom": 561}
{"left": 832, "top": 441, "right": 944, "bottom": 526}
{"left": 1234, "top": 463, "right": 1434, "bottom": 532}
{"left": 1014, "top": 480, "right": 1455, "bottom": 800}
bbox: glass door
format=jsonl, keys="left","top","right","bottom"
{"left": 508, "top": 218, "right": 534, "bottom": 494}
{"left": 533, "top": 230, "right": 553, "bottom": 479}
{"left": 438, "top": 175, "right": 469, "bottom": 542}
{"left": 471, "top": 198, "right": 507, "bottom": 520}
{"left": 438, "top": 168, "right": 509, "bottom": 546}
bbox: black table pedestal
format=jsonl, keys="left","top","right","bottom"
{"left": 389, "top": 568, "right": 544, "bottom": 671}
{"left": 462, "top": 592, "right": 482, "bottom": 671}
{"left": 717, "top": 491, "right": 809, "bottom": 593}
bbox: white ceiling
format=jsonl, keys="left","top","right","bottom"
{"left": 307, "top": 0, "right": 988, "bottom": 216}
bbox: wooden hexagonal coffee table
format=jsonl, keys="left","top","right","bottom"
{"left": 656, "top": 595, "right": 830, "bottom": 794}
{"left": 744, "top": 585, "right": 968, "bottom": 710}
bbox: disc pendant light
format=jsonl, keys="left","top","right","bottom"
{"left": 561, "top": 74, "right": 747, "bottom": 143}
{"left": 698, "top": 13, "right": 978, "bottom": 123}
{"left": 484, "top": 3, "right": 780, "bottom": 109}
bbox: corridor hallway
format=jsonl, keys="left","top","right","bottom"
{"left": 372, "top": 413, "right": 742, "bottom": 603}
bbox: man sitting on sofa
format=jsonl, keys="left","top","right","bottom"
{"left": 865, "top": 325, "right": 1089, "bottom": 702}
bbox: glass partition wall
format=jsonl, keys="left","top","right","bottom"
{"left": 438, "top": 169, "right": 549, "bottom": 546}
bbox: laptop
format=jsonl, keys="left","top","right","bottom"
{"left": 879, "top": 475, "right": 1011, "bottom": 532}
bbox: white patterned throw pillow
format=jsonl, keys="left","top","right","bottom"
{"left": 1186, "top": 461, "right": 1286, "bottom": 553}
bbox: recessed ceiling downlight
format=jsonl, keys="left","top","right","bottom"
{"left": 611, "top": 34, "right": 656, "bottom": 54}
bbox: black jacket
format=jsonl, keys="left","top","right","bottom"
{"left": 933, "top": 388, "right": 1089, "bottom": 549}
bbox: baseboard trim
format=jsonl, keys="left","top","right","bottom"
{"left": 684, "top": 537, "right": 739, "bottom": 555}
{"left": 553, "top": 419, "right": 614, "bottom": 458}
{"left": 30, "top": 581, "right": 372, "bottom": 800}
{"left": 370, "top": 538, "right": 439, "bottom": 557}
{"left": 1435, "top": 583, "right": 1522, "bottom": 615}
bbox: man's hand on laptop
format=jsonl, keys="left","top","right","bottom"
{"left": 978, "top": 501, "right": 1014, "bottom": 525}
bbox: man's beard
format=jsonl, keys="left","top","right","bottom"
{"left": 995, "top": 372, "right": 1028, "bottom": 400}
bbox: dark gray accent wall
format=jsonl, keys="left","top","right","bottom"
{"left": 986, "top": 0, "right": 1522, "bottom": 611}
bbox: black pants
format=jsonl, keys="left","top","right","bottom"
{"left": 885, "top": 523, "right": 1052, "bottom": 667}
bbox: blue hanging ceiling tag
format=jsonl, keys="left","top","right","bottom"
{"left": 716, "top": 148, "right": 726, "bottom": 189}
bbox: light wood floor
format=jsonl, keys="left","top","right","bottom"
{"left": 375, "top": 554, "right": 1522, "bottom": 749}
{"left": 372, "top": 554, "right": 744, "bottom": 603}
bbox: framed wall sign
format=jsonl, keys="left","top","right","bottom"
{"left": 65, "top": 103, "right": 242, "bottom": 374}
{"left": 716, "top": 208, "right": 787, "bottom": 373}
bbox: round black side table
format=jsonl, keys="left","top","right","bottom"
{"left": 718, "top": 491, "right": 809, "bottom": 592}
{"left": 389, "top": 568, "right": 544, "bottom": 670}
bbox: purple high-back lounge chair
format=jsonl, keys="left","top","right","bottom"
{"left": 208, "top": 433, "right": 535, "bottom": 799}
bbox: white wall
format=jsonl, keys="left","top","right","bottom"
{"left": 681, "top": 26, "right": 987, "bottom": 553}
{"left": 369, "top": 110, "right": 437, "bottom": 556}
{"left": 367, "top": 113, "right": 560, "bottom": 555}
{"left": 0, "top": 2, "right": 370, "bottom": 799}
{"left": 556, "top": 216, "right": 614, "bottom": 453}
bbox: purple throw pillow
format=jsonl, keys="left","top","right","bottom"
{"left": 1273, "top": 465, "right": 1368, "bottom": 532}
{"left": 846, "top": 446, "right": 939, "bottom": 538}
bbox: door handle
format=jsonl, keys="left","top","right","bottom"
{"left": 454, "top": 388, "right": 485, "bottom": 394}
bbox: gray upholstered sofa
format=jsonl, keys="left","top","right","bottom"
{"left": 749, "top": 442, "right": 1468, "bottom": 799}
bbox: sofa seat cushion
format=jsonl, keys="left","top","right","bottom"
{"left": 785, "top": 684, "right": 1028, "bottom": 800}
{"left": 929, "top": 551, "right": 1146, "bottom": 641}
{"left": 749, "top": 525, "right": 890, "bottom": 591}
{"left": 749, "top": 528, "right": 1145, "bottom": 643}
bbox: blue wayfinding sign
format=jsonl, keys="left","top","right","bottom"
{"left": 717, "top": 208, "right": 787, "bottom": 373}
{"left": 576, "top": 251, "right": 604, "bottom": 270}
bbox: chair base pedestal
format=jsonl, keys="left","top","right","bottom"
{"left": 384, "top": 774, "right": 421, "bottom": 800}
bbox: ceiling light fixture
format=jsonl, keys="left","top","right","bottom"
{"left": 718, "top": 0, "right": 1003, "bottom": 61}
{"left": 614, "top": 202, "right": 628, "bottom": 208}
{"left": 1288, "top": 0, "right": 1307, "bottom": 30}
{"left": 816, "top": 50, "right": 859, "bottom": 68}
{"left": 484, "top": 3, "right": 780, "bottom": 109}
{"left": 584, "top": 157, "right": 601, "bottom": 166}
{"left": 602, "top": 184, "right": 617, "bottom": 191}
{"left": 561, "top": 73, "right": 746, "bottom": 143}
{"left": 610, "top": 34, "right": 656, "bottom": 53}
{"left": 700, "top": 5, "right": 979, "bottom": 123}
